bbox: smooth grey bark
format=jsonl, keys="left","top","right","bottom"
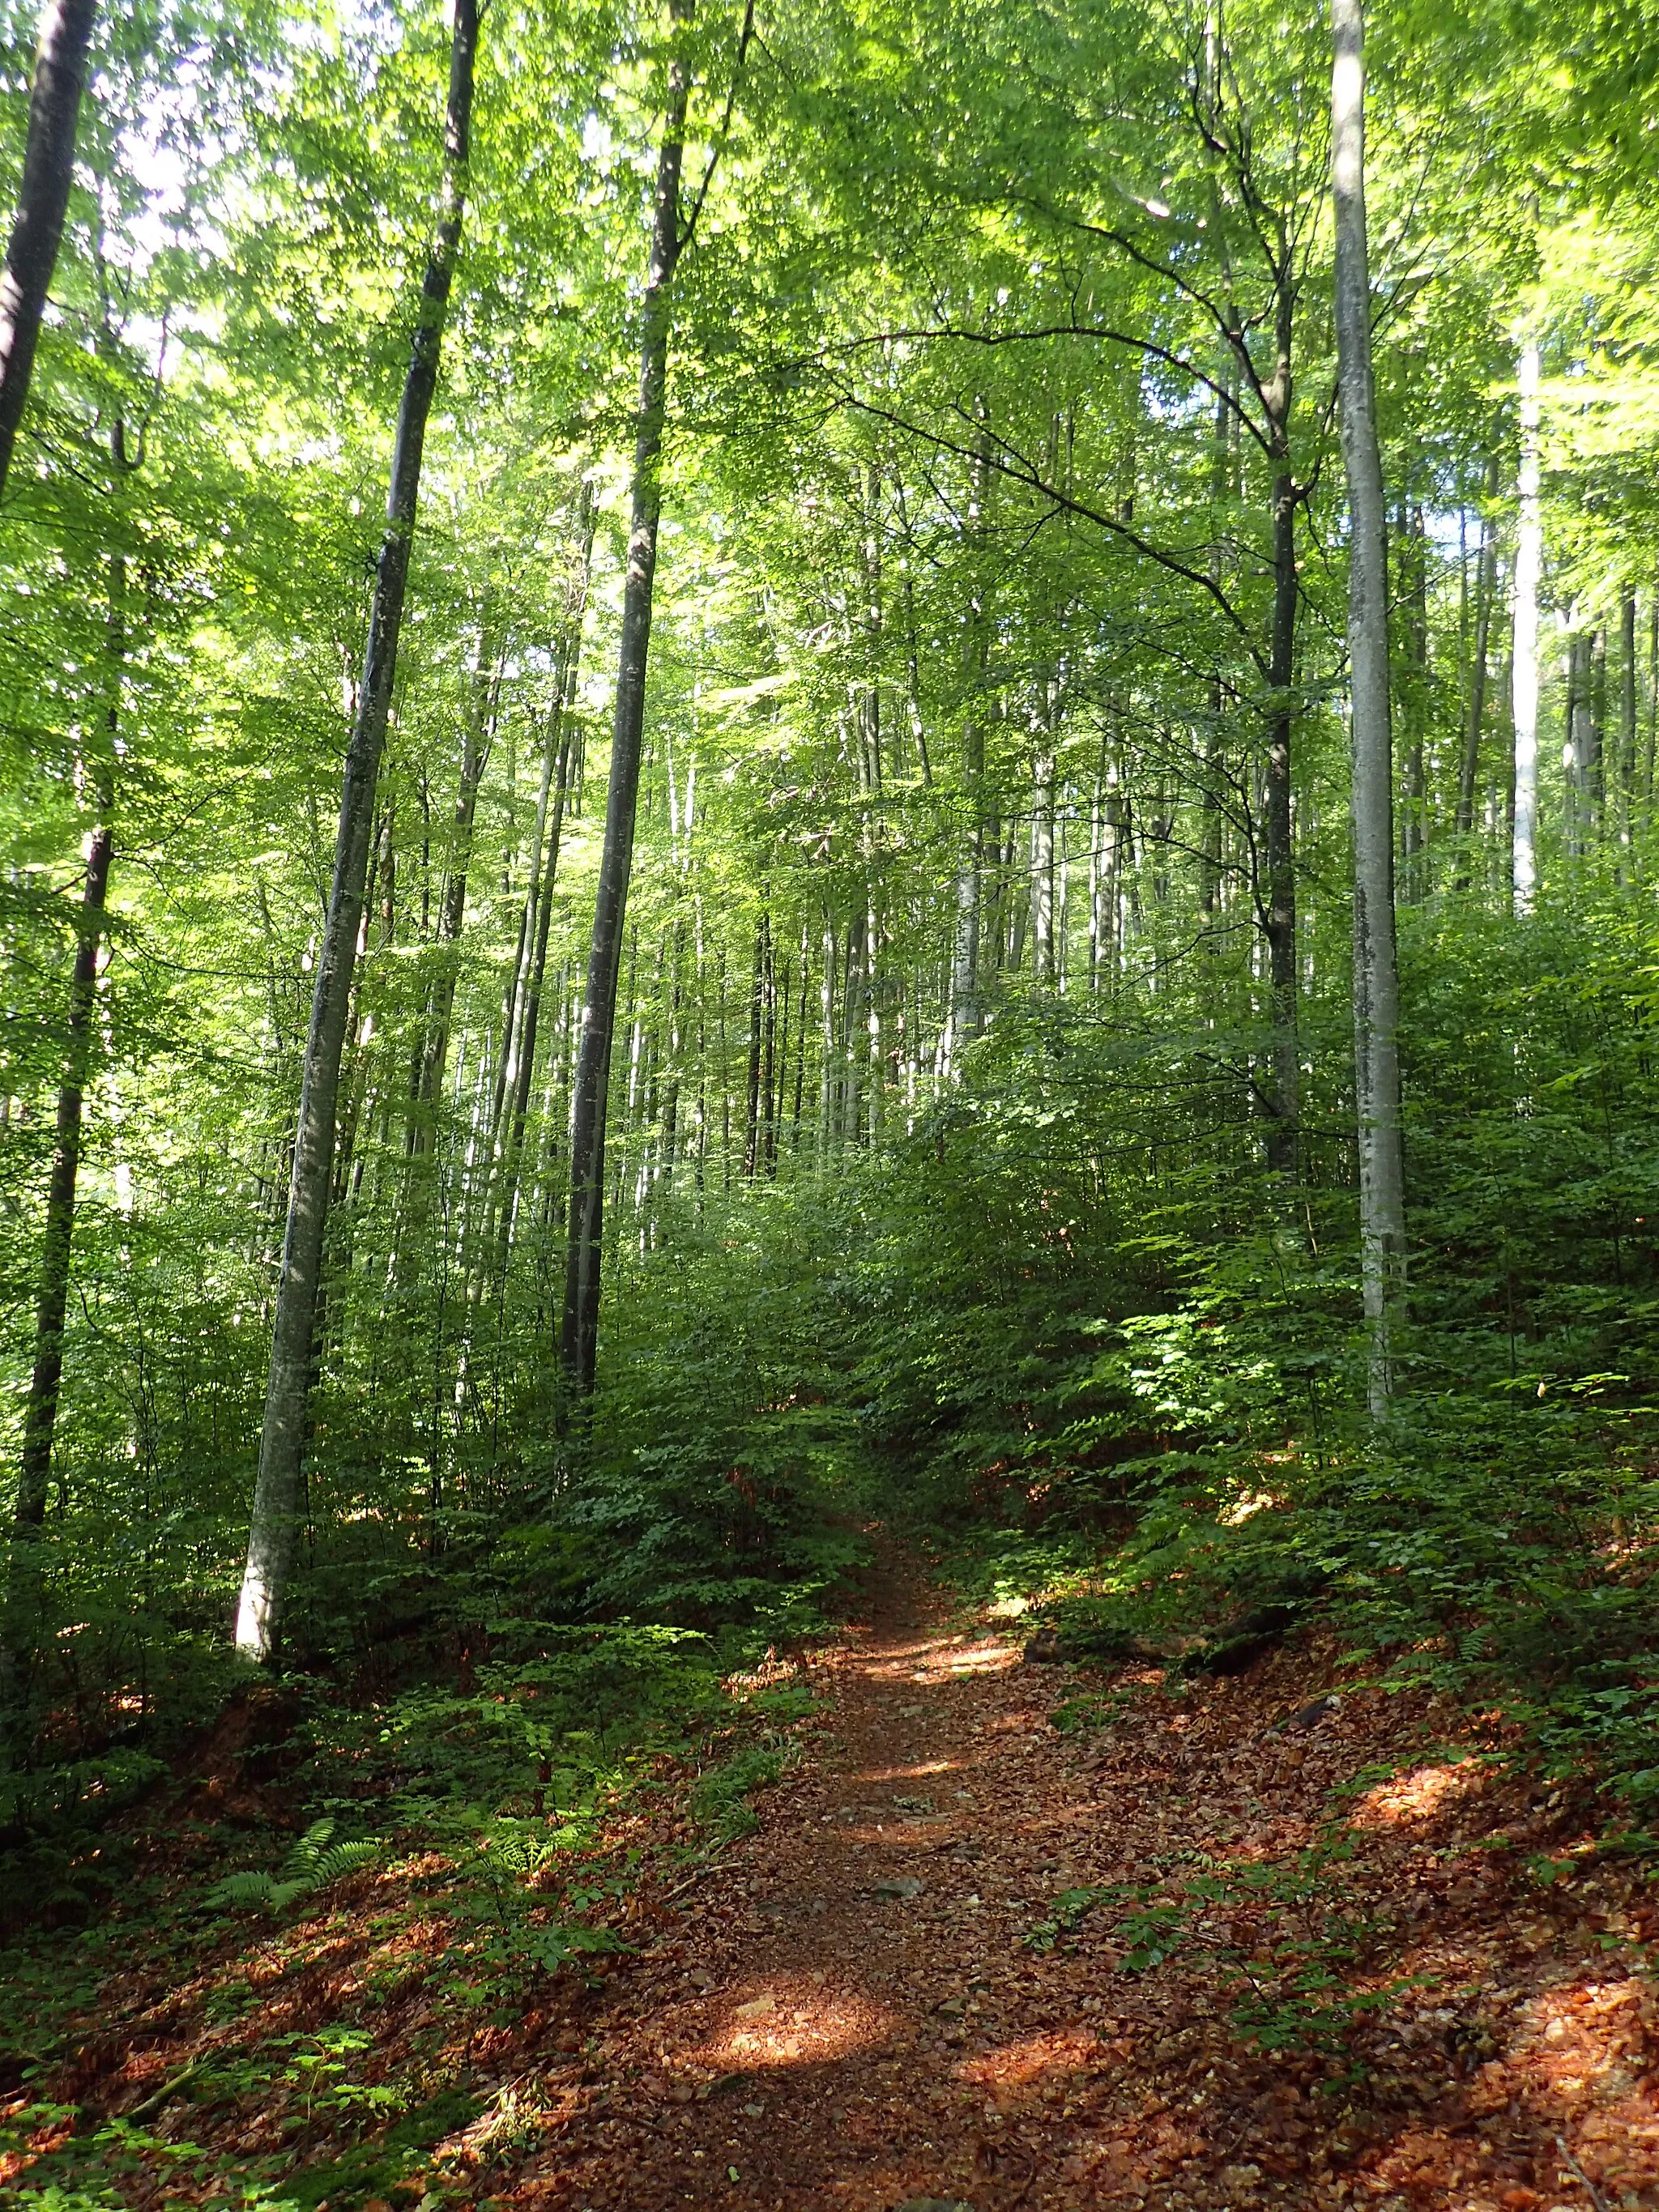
{"left": 234, "top": 0, "right": 477, "bottom": 1662}
{"left": 1332, "top": 0, "right": 1407, "bottom": 1418}
{"left": 1262, "top": 268, "right": 1300, "bottom": 1175}
{"left": 1512, "top": 337, "right": 1542, "bottom": 913}
{"left": 561, "top": 1, "right": 697, "bottom": 1399}
{"left": 1453, "top": 453, "right": 1500, "bottom": 867}
{"left": 0, "top": 0, "right": 96, "bottom": 500}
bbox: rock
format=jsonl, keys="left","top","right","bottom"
{"left": 1277, "top": 1694, "right": 1341, "bottom": 1732}
{"left": 873, "top": 1874, "right": 926, "bottom": 1899}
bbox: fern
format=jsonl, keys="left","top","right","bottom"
{"left": 208, "top": 1818, "right": 379, "bottom": 1917}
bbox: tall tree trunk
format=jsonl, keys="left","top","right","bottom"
{"left": 233, "top": 0, "right": 477, "bottom": 1662}
{"left": 948, "top": 408, "right": 990, "bottom": 1066}
{"left": 411, "top": 620, "right": 498, "bottom": 1151}
{"left": 1453, "top": 453, "right": 1500, "bottom": 874}
{"left": 1333, "top": 0, "right": 1407, "bottom": 1417}
{"left": 8, "top": 550, "right": 120, "bottom": 1671}
{"left": 561, "top": 1, "right": 696, "bottom": 1399}
{"left": 1512, "top": 337, "right": 1542, "bottom": 914}
{"left": 1262, "top": 267, "right": 1300, "bottom": 1175}
{"left": 0, "top": 0, "right": 96, "bottom": 501}
{"left": 1397, "top": 500, "right": 1428, "bottom": 897}
{"left": 1619, "top": 589, "right": 1637, "bottom": 855}
{"left": 743, "top": 914, "right": 765, "bottom": 1178}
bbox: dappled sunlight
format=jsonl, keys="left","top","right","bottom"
{"left": 915, "top": 1642, "right": 1020, "bottom": 1677}
{"left": 854, "top": 1758, "right": 961, "bottom": 1784}
{"left": 953, "top": 2024, "right": 1099, "bottom": 2094}
{"left": 698, "top": 1981, "right": 896, "bottom": 2070}
{"left": 1349, "top": 1758, "right": 1490, "bottom": 1829}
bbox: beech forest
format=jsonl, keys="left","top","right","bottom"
{"left": 2, "top": 1, "right": 1658, "bottom": 2209}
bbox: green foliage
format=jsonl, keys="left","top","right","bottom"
{"left": 207, "top": 1818, "right": 378, "bottom": 1917}
{"left": 689, "top": 1741, "right": 790, "bottom": 1843}
{"left": 1024, "top": 1836, "right": 1421, "bottom": 2071}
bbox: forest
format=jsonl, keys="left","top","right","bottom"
{"left": 1, "top": 0, "right": 1657, "bottom": 2206}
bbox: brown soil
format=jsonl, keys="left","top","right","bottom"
{"left": 514, "top": 1565, "right": 1659, "bottom": 2212}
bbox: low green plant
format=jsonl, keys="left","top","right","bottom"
{"left": 207, "top": 1818, "right": 379, "bottom": 1916}
{"left": 1024, "top": 1884, "right": 1118, "bottom": 1951}
{"left": 690, "top": 1741, "right": 789, "bottom": 1841}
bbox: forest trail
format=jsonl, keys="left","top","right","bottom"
{"left": 526, "top": 1562, "right": 1659, "bottom": 2212}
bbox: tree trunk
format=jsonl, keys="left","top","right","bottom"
{"left": 1453, "top": 453, "right": 1500, "bottom": 872}
{"left": 1333, "top": 0, "right": 1407, "bottom": 1418}
{"left": 1512, "top": 337, "right": 1542, "bottom": 914}
{"left": 8, "top": 551, "right": 120, "bottom": 1673}
{"left": 1619, "top": 589, "right": 1637, "bottom": 854}
{"left": 560, "top": 2, "right": 693, "bottom": 1400}
{"left": 411, "top": 619, "right": 498, "bottom": 1151}
{"left": 947, "top": 408, "right": 990, "bottom": 1067}
{"left": 1262, "top": 262, "right": 1300, "bottom": 1175}
{"left": 0, "top": 0, "right": 96, "bottom": 500}
{"left": 233, "top": 0, "right": 477, "bottom": 1663}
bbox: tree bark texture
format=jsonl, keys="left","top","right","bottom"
{"left": 1333, "top": 0, "right": 1407, "bottom": 1417}
{"left": 234, "top": 0, "right": 477, "bottom": 1662}
{"left": 0, "top": 0, "right": 96, "bottom": 501}
{"left": 561, "top": 2, "right": 693, "bottom": 1398}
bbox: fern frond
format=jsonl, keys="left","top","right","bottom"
{"left": 207, "top": 1870, "right": 282, "bottom": 1912}
{"left": 312, "top": 1841, "right": 377, "bottom": 1885}
{"left": 280, "top": 1817, "right": 337, "bottom": 1879}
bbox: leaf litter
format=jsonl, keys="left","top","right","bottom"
{"left": 5, "top": 1556, "right": 1658, "bottom": 2212}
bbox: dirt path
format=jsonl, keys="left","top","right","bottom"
{"left": 519, "top": 1566, "right": 1659, "bottom": 2212}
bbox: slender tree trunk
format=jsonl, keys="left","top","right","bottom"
{"left": 1262, "top": 268, "right": 1300, "bottom": 1174}
{"left": 1453, "top": 453, "right": 1500, "bottom": 872}
{"left": 411, "top": 620, "right": 497, "bottom": 1152}
{"left": 1397, "top": 501, "right": 1428, "bottom": 896}
{"left": 9, "top": 552, "right": 120, "bottom": 1669}
{"left": 1512, "top": 337, "right": 1542, "bottom": 914}
{"left": 233, "top": 0, "right": 477, "bottom": 1662}
{"left": 561, "top": 2, "right": 696, "bottom": 1399}
{"left": 0, "top": 0, "right": 96, "bottom": 501}
{"left": 743, "top": 914, "right": 764, "bottom": 1178}
{"left": 1333, "top": 0, "right": 1407, "bottom": 1417}
{"left": 948, "top": 408, "right": 990, "bottom": 1066}
{"left": 1619, "top": 590, "right": 1637, "bottom": 855}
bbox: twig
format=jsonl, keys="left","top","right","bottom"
{"left": 126, "top": 2061, "right": 199, "bottom": 2120}
{"left": 1556, "top": 2134, "right": 1610, "bottom": 2212}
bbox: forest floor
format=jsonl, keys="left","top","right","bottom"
{"left": 5, "top": 1552, "right": 1659, "bottom": 2212}
{"left": 521, "top": 1560, "right": 1659, "bottom": 2212}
